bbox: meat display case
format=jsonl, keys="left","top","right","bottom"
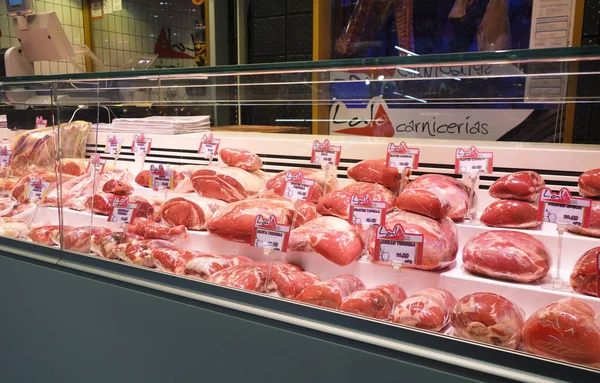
{"left": 1, "top": 47, "right": 600, "bottom": 383}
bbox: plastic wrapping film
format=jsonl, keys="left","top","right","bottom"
{"left": 260, "top": 168, "right": 339, "bottom": 204}
{"left": 451, "top": 292, "right": 525, "bottom": 350}
{"left": 489, "top": 171, "right": 545, "bottom": 202}
{"left": 317, "top": 182, "right": 395, "bottom": 220}
{"left": 219, "top": 148, "right": 263, "bottom": 172}
{"left": 0, "top": 217, "right": 31, "bottom": 239}
{"left": 340, "top": 284, "right": 407, "bottom": 320}
{"left": 480, "top": 200, "right": 541, "bottom": 229}
{"left": 191, "top": 166, "right": 267, "bottom": 202}
{"left": 579, "top": 168, "right": 600, "bottom": 198}
{"left": 295, "top": 274, "right": 366, "bottom": 309}
{"left": 135, "top": 169, "right": 190, "bottom": 192}
{"left": 392, "top": 288, "right": 456, "bottom": 332}
{"left": 89, "top": 232, "right": 144, "bottom": 259}
{"left": 127, "top": 217, "right": 189, "bottom": 242}
{"left": 52, "top": 226, "right": 112, "bottom": 253}
{"left": 110, "top": 239, "right": 177, "bottom": 266}
{"left": 396, "top": 188, "right": 452, "bottom": 220}
{"left": 570, "top": 247, "right": 600, "bottom": 297}
{"left": 462, "top": 230, "right": 551, "bottom": 283}
{"left": 161, "top": 196, "right": 226, "bottom": 230}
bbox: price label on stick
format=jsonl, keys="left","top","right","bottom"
{"left": 198, "top": 134, "right": 220, "bottom": 157}
{"left": 149, "top": 164, "right": 174, "bottom": 189}
{"left": 311, "top": 139, "right": 341, "bottom": 166}
{"left": 349, "top": 194, "right": 386, "bottom": 226}
{"left": 131, "top": 133, "right": 152, "bottom": 154}
{"left": 375, "top": 224, "right": 424, "bottom": 266}
{"left": 105, "top": 135, "right": 123, "bottom": 155}
{"left": 386, "top": 142, "right": 420, "bottom": 170}
{"left": 251, "top": 215, "right": 291, "bottom": 252}
{"left": 24, "top": 178, "right": 50, "bottom": 203}
{"left": 277, "top": 171, "right": 315, "bottom": 202}
{"left": 0, "top": 145, "right": 12, "bottom": 167}
{"left": 537, "top": 188, "right": 591, "bottom": 227}
{"left": 87, "top": 153, "right": 106, "bottom": 174}
{"left": 455, "top": 146, "right": 493, "bottom": 174}
{"left": 108, "top": 196, "right": 138, "bottom": 224}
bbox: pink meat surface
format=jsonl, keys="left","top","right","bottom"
{"left": 347, "top": 159, "right": 403, "bottom": 189}
{"left": 127, "top": 217, "right": 188, "bottom": 242}
{"left": 579, "top": 168, "right": 600, "bottom": 198}
{"left": 208, "top": 265, "right": 267, "bottom": 292}
{"left": 340, "top": 285, "right": 403, "bottom": 320}
{"left": 570, "top": 247, "right": 599, "bottom": 297}
{"left": 392, "top": 288, "right": 456, "bottom": 332}
{"left": 480, "top": 200, "right": 541, "bottom": 229}
{"left": 52, "top": 226, "right": 112, "bottom": 253}
{"left": 219, "top": 148, "right": 263, "bottom": 172}
{"left": 489, "top": 171, "right": 544, "bottom": 202}
{"left": 295, "top": 274, "right": 366, "bottom": 309}
{"left": 90, "top": 232, "right": 143, "bottom": 258}
{"left": 184, "top": 254, "right": 232, "bottom": 279}
{"left": 161, "top": 196, "right": 225, "bottom": 230}
{"left": 404, "top": 174, "right": 473, "bottom": 221}
{"left": 396, "top": 188, "right": 451, "bottom": 220}
{"left": 567, "top": 200, "right": 600, "bottom": 238}
{"left": 191, "top": 166, "right": 265, "bottom": 202}
{"left": 112, "top": 239, "right": 177, "bottom": 266}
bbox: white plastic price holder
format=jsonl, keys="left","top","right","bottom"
{"left": 375, "top": 224, "right": 424, "bottom": 267}
{"left": 251, "top": 215, "right": 291, "bottom": 253}
{"left": 386, "top": 142, "right": 420, "bottom": 170}
{"left": 311, "top": 139, "right": 341, "bottom": 166}
{"left": 455, "top": 146, "right": 493, "bottom": 174}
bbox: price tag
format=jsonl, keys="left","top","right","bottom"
{"left": 311, "top": 139, "right": 341, "bottom": 166}
{"left": 149, "top": 164, "right": 174, "bottom": 189}
{"left": 86, "top": 153, "right": 106, "bottom": 174}
{"left": 375, "top": 224, "right": 424, "bottom": 266}
{"left": 537, "top": 188, "right": 591, "bottom": 227}
{"left": 386, "top": 142, "right": 419, "bottom": 170}
{"left": 131, "top": 133, "right": 152, "bottom": 154}
{"left": 24, "top": 178, "right": 50, "bottom": 203}
{"left": 0, "top": 144, "right": 12, "bottom": 167}
{"left": 35, "top": 116, "right": 47, "bottom": 129}
{"left": 105, "top": 135, "right": 123, "bottom": 155}
{"left": 455, "top": 146, "right": 493, "bottom": 174}
{"left": 198, "top": 134, "right": 220, "bottom": 157}
{"left": 349, "top": 194, "right": 386, "bottom": 226}
{"left": 108, "top": 196, "right": 138, "bottom": 224}
{"left": 276, "top": 171, "right": 315, "bottom": 202}
{"left": 251, "top": 215, "right": 291, "bottom": 252}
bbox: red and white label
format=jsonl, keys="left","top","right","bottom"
{"left": 149, "top": 164, "right": 174, "bottom": 189}
{"left": 24, "top": 178, "right": 50, "bottom": 202}
{"left": 386, "top": 142, "right": 419, "bottom": 170}
{"left": 311, "top": 139, "right": 341, "bottom": 166}
{"left": 251, "top": 215, "right": 291, "bottom": 252}
{"left": 108, "top": 196, "right": 137, "bottom": 224}
{"left": 35, "top": 116, "right": 47, "bottom": 129}
{"left": 537, "top": 188, "right": 591, "bottom": 227}
{"left": 131, "top": 133, "right": 152, "bottom": 154}
{"left": 455, "top": 146, "right": 493, "bottom": 174}
{"left": 349, "top": 194, "right": 386, "bottom": 226}
{"left": 374, "top": 224, "right": 424, "bottom": 266}
{"left": 87, "top": 153, "right": 106, "bottom": 174}
{"left": 276, "top": 171, "right": 315, "bottom": 202}
{"left": 198, "top": 134, "right": 220, "bottom": 157}
{"left": 0, "top": 141, "right": 12, "bottom": 167}
{"left": 105, "top": 135, "right": 123, "bottom": 155}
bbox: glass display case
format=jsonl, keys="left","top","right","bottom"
{"left": 1, "top": 46, "right": 600, "bottom": 381}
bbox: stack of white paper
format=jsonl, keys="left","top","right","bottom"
{"left": 95, "top": 116, "right": 211, "bottom": 134}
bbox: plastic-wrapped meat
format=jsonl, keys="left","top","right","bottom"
{"left": 102, "top": 179, "right": 133, "bottom": 196}
{"left": 376, "top": 284, "right": 407, "bottom": 307}
{"left": 81, "top": 192, "right": 114, "bottom": 215}
{"left": 570, "top": 247, "right": 599, "bottom": 297}
{"left": 451, "top": 293, "right": 524, "bottom": 349}
{"left": 206, "top": 198, "right": 303, "bottom": 244}
{"left": 112, "top": 239, "right": 177, "bottom": 266}
{"left": 208, "top": 265, "right": 267, "bottom": 292}
{"left": 295, "top": 274, "right": 366, "bottom": 309}
{"left": 184, "top": 255, "right": 233, "bottom": 279}
{"left": 462, "top": 230, "right": 550, "bottom": 283}
{"left": 317, "top": 182, "right": 395, "bottom": 219}
{"left": 28, "top": 225, "right": 66, "bottom": 246}
{"left": 161, "top": 196, "right": 225, "bottom": 230}
{"left": 396, "top": 188, "right": 451, "bottom": 220}
{"left": 477, "top": 0, "right": 510, "bottom": 51}
{"left": 224, "top": 255, "right": 254, "bottom": 266}
{"left": 0, "top": 199, "right": 15, "bottom": 216}
{"left": 567, "top": 200, "right": 600, "bottom": 238}
{"left": 11, "top": 172, "right": 58, "bottom": 203}
{"left": 51, "top": 226, "right": 112, "bottom": 253}
{"left": 260, "top": 168, "right": 339, "bottom": 204}
{"left": 127, "top": 217, "right": 188, "bottom": 242}
{"left": 521, "top": 298, "right": 600, "bottom": 366}
{"left": 260, "top": 262, "right": 320, "bottom": 298}
{"left": 191, "top": 166, "right": 266, "bottom": 203}
{"left": 3, "top": 202, "right": 34, "bottom": 218}
{"left": 448, "top": 0, "right": 476, "bottom": 19}
{"left": 489, "top": 171, "right": 545, "bottom": 202}
{"left": 393, "top": 0, "right": 414, "bottom": 53}
{"left": 480, "top": 200, "right": 541, "bottom": 229}
{"left": 289, "top": 216, "right": 364, "bottom": 266}
{"left": 0, "top": 177, "right": 18, "bottom": 196}
{"left": 90, "top": 232, "right": 143, "bottom": 259}
{"left": 347, "top": 159, "right": 406, "bottom": 190}
{"left": 0, "top": 217, "right": 28, "bottom": 238}
{"left": 370, "top": 210, "right": 459, "bottom": 271}
{"left": 135, "top": 169, "right": 186, "bottom": 190}
{"left": 334, "top": 0, "right": 393, "bottom": 57}
{"left": 340, "top": 283, "right": 406, "bottom": 320}
{"left": 219, "top": 148, "right": 262, "bottom": 172}
{"left": 392, "top": 288, "right": 456, "bottom": 332}
{"left": 579, "top": 168, "right": 600, "bottom": 198}
{"left": 404, "top": 174, "right": 473, "bottom": 221}
{"left": 58, "top": 158, "right": 88, "bottom": 177}
{"left": 150, "top": 248, "right": 198, "bottom": 274}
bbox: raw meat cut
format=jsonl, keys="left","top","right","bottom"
{"left": 112, "top": 239, "right": 177, "bottom": 266}
{"left": 391, "top": 288, "right": 456, "bottom": 332}
{"left": 0, "top": 218, "right": 28, "bottom": 238}
{"left": 102, "top": 179, "right": 133, "bottom": 195}
{"left": 260, "top": 263, "right": 320, "bottom": 298}
{"left": 161, "top": 196, "right": 225, "bottom": 230}
{"left": 340, "top": 283, "right": 406, "bottom": 319}
{"left": 448, "top": 0, "right": 476, "bottom": 19}
{"left": 404, "top": 174, "right": 474, "bottom": 221}
{"left": 480, "top": 200, "right": 541, "bottom": 229}
{"left": 370, "top": 210, "right": 459, "bottom": 270}
{"left": 393, "top": 0, "right": 414, "bottom": 53}
{"left": 0, "top": 177, "right": 18, "bottom": 196}
{"left": 376, "top": 283, "right": 407, "bottom": 307}
{"left": 489, "top": 171, "right": 545, "bottom": 202}
{"left": 570, "top": 247, "right": 600, "bottom": 297}
{"left": 295, "top": 274, "right": 366, "bottom": 309}
{"left": 150, "top": 248, "right": 197, "bottom": 274}
{"left": 317, "top": 182, "right": 395, "bottom": 219}
{"left": 191, "top": 166, "right": 266, "bottom": 202}
{"left": 58, "top": 158, "right": 88, "bottom": 177}
{"left": 224, "top": 255, "right": 254, "bottom": 266}
{"left": 90, "top": 232, "right": 143, "bottom": 258}
{"left": 462, "top": 230, "right": 550, "bottom": 283}
{"left": 347, "top": 159, "right": 404, "bottom": 190}
{"left": 260, "top": 168, "right": 339, "bottom": 204}
{"left": 396, "top": 188, "right": 451, "bottom": 220}
{"left": 579, "top": 168, "right": 600, "bottom": 198}
{"left": 219, "top": 148, "right": 262, "bottom": 172}
{"left": 127, "top": 217, "right": 188, "bottom": 242}
{"left": 52, "top": 226, "right": 112, "bottom": 253}
{"left": 289, "top": 216, "right": 364, "bottom": 266}
{"left": 208, "top": 265, "right": 267, "bottom": 292}
{"left": 477, "top": 0, "right": 510, "bottom": 51}
{"left": 11, "top": 172, "right": 58, "bottom": 203}
{"left": 28, "top": 225, "right": 65, "bottom": 246}
{"left": 521, "top": 298, "right": 600, "bottom": 366}
{"left": 135, "top": 169, "right": 186, "bottom": 189}
{"left": 206, "top": 198, "right": 305, "bottom": 244}
{"left": 567, "top": 200, "right": 600, "bottom": 238}
{"left": 82, "top": 194, "right": 162, "bottom": 221}
{"left": 451, "top": 292, "right": 524, "bottom": 349}
{"left": 184, "top": 255, "right": 233, "bottom": 279}
{"left": 3, "top": 202, "right": 34, "bottom": 218}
